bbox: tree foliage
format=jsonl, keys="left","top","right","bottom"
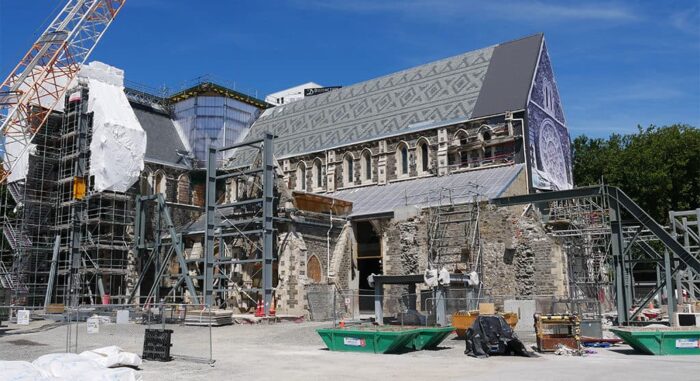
{"left": 572, "top": 124, "right": 700, "bottom": 223}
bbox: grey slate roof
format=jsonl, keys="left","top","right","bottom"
{"left": 131, "top": 102, "right": 189, "bottom": 167}
{"left": 330, "top": 164, "right": 524, "bottom": 217}
{"left": 471, "top": 34, "right": 543, "bottom": 118}
{"left": 231, "top": 34, "right": 543, "bottom": 167}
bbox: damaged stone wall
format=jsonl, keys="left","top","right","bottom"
{"left": 479, "top": 204, "right": 568, "bottom": 306}
{"left": 379, "top": 211, "right": 430, "bottom": 313}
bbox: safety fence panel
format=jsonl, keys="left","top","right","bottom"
{"left": 65, "top": 303, "right": 214, "bottom": 364}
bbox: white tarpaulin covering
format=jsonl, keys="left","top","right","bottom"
{"left": 4, "top": 141, "right": 35, "bottom": 184}
{"left": 3, "top": 61, "right": 146, "bottom": 192}
{"left": 0, "top": 348, "right": 143, "bottom": 381}
{"left": 77, "top": 62, "right": 146, "bottom": 192}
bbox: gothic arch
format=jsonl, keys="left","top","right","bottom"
{"left": 307, "top": 255, "right": 322, "bottom": 283}
{"left": 415, "top": 137, "right": 431, "bottom": 174}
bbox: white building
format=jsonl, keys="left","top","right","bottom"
{"left": 265, "top": 82, "right": 322, "bottom": 106}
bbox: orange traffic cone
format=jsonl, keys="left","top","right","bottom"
{"left": 254, "top": 298, "right": 264, "bottom": 317}
{"left": 269, "top": 297, "right": 276, "bottom": 317}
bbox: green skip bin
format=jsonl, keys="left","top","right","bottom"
{"left": 611, "top": 327, "right": 700, "bottom": 355}
{"left": 317, "top": 327, "right": 421, "bottom": 354}
{"left": 411, "top": 327, "right": 454, "bottom": 350}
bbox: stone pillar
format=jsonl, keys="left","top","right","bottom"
{"left": 437, "top": 128, "right": 449, "bottom": 175}
{"left": 377, "top": 140, "right": 387, "bottom": 184}
{"left": 326, "top": 150, "right": 336, "bottom": 192}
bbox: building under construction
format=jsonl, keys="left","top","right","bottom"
{"left": 2, "top": 22, "right": 699, "bottom": 325}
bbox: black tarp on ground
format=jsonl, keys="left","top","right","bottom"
{"left": 464, "top": 315, "right": 532, "bottom": 358}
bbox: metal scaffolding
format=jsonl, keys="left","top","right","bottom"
{"left": 492, "top": 185, "right": 700, "bottom": 325}
{"left": 669, "top": 209, "right": 700, "bottom": 300}
{"left": 1, "top": 85, "right": 135, "bottom": 307}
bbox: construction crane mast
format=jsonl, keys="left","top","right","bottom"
{"left": 0, "top": 0, "right": 126, "bottom": 183}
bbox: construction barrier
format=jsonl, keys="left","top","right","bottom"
{"left": 64, "top": 303, "right": 215, "bottom": 364}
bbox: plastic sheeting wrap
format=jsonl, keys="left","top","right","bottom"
{"left": 0, "top": 349, "right": 142, "bottom": 381}
{"left": 4, "top": 142, "right": 36, "bottom": 184}
{"left": 2, "top": 61, "right": 146, "bottom": 192}
{"left": 79, "top": 345, "right": 142, "bottom": 368}
{"left": 79, "top": 62, "right": 146, "bottom": 192}
{"left": 0, "top": 360, "right": 54, "bottom": 381}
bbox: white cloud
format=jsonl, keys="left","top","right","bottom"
{"left": 290, "top": 0, "right": 639, "bottom": 22}
{"left": 669, "top": 6, "right": 700, "bottom": 36}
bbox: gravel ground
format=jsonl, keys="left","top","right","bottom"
{"left": 1, "top": 319, "right": 698, "bottom": 381}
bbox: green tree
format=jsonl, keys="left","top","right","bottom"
{"left": 573, "top": 124, "right": 700, "bottom": 223}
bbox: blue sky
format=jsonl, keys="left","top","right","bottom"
{"left": 1, "top": 0, "right": 698, "bottom": 138}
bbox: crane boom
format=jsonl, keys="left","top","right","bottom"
{"left": 0, "top": 0, "right": 126, "bottom": 183}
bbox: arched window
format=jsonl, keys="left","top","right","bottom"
{"left": 313, "top": 159, "right": 323, "bottom": 190}
{"left": 416, "top": 139, "right": 430, "bottom": 174}
{"left": 542, "top": 77, "right": 555, "bottom": 114}
{"left": 296, "top": 162, "right": 307, "bottom": 191}
{"left": 361, "top": 150, "right": 372, "bottom": 182}
{"left": 177, "top": 174, "right": 191, "bottom": 204}
{"left": 396, "top": 142, "right": 409, "bottom": 177}
{"left": 307, "top": 255, "right": 322, "bottom": 283}
{"left": 454, "top": 130, "right": 469, "bottom": 146}
{"left": 154, "top": 171, "right": 167, "bottom": 197}
{"left": 343, "top": 154, "right": 354, "bottom": 185}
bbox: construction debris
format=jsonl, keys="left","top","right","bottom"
{"left": 184, "top": 310, "right": 234, "bottom": 326}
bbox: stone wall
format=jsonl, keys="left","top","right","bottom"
{"left": 276, "top": 231, "right": 308, "bottom": 315}
{"left": 480, "top": 204, "right": 569, "bottom": 306}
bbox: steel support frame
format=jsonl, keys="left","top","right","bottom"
{"left": 491, "top": 185, "right": 699, "bottom": 325}
{"left": 204, "top": 134, "right": 275, "bottom": 313}
{"left": 129, "top": 194, "right": 200, "bottom": 305}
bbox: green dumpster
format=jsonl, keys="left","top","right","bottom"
{"left": 317, "top": 326, "right": 421, "bottom": 354}
{"left": 412, "top": 327, "right": 454, "bottom": 350}
{"left": 611, "top": 327, "right": 700, "bottom": 355}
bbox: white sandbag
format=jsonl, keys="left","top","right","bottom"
{"left": 0, "top": 360, "right": 56, "bottom": 381}
{"left": 79, "top": 346, "right": 142, "bottom": 368}
{"left": 32, "top": 353, "right": 141, "bottom": 381}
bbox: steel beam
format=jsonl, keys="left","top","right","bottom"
{"left": 204, "top": 147, "right": 217, "bottom": 306}
{"left": 490, "top": 185, "right": 602, "bottom": 206}
{"left": 262, "top": 133, "right": 275, "bottom": 314}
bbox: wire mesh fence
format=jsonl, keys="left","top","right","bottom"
{"left": 306, "top": 286, "right": 585, "bottom": 334}
{"left": 63, "top": 303, "right": 215, "bottom": 364}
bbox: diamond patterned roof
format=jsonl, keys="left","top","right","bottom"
{"left": 231, "top": 34, "right": 543, "bottom": 167}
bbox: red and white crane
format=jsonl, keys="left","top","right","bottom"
{"left": 0, "top": 0, "right": 126, "bottom": 183}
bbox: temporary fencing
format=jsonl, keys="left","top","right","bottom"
{"left": 64, "top": 303, "right": 215, "bottom": 364}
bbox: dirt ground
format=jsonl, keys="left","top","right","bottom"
{"left": 1, "top": 319, "right": 698, "bottom": 381}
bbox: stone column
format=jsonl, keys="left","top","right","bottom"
{"left": 437, "top": 128, "right": 449, "bottom": 175}
{"left": 326, "top": 150, "right": 336, "bottom": 192}
{"left": 377, "top": 140, "right": 387, "bottom": 184}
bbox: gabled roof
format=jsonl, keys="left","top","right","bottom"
{"left": 231, "top": 34, "right": 543, "bottom": 167}
{"left": 131, "top": 102, "right": 190, "bottom": 168}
